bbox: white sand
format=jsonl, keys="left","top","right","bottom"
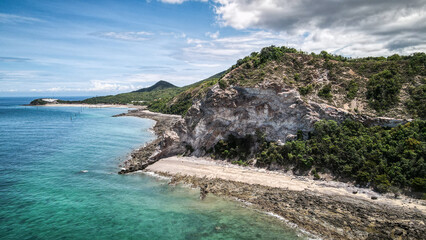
{"left": 40, "top": 103, "right": 143, "bottom": 108}
{"left": 146, "top": 156, "right": 426, "bottom": 213}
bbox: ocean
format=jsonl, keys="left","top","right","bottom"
{"left": 0, "top": 97, "right": 304, "bottom": 240}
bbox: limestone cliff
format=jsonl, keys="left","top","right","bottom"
{"left": 176, "top": 83, "right": 409, "bottom": 156}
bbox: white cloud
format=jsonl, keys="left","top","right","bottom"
{"left": 175, "top": 31, "right": 290, "bottom": 65}
{"left": 0, "top": 13, "right": 43, "bottom": 24}
{"left": 160, "top": 32, "right": 187, "bottom": 38}
{"left": 157, "top": 0, "right": 207, "bottom": 4}
{"left": 92, "top": 31, "right": 153, "bottom": 41}
{"left": 159, "top": 0, "right": 187, "bottom": 3}
{"left": 210, "top": 0, "right": 426, "bottom": 56}
{"left": 206, "top": 31, "right": 220, "bottom": 39}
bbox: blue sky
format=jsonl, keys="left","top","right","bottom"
{"left": 1, "top": 0, "right": 425, "bottom": 96}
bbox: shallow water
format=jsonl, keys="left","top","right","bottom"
{"left": 0, "top": 97, "right": 305, "bottom": 240}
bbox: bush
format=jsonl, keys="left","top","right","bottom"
{"left": 212, "top": 134, "right": 255, "bottom": 161}
{"left": 346, "top": 80, "right": 359, "bottom": 100}
{"left": 411, "top": 177, "right": 426, "bottom": 192}
{"left": 218, "top": 79, "right": 227, "bottom": 90}
{"left": 298, "top": 84, "right": 313, "bottom": 96}
{"left": 318, "top": 84, "right": 333, "bottom": 100}
{"left": 252, "top": 120, "right": 426, "bottom": 195}
{"left": 406, "top": 82, "right": 426, "bottom": 119}
{"left": 294, "top": 73, "right": 300, "bottom": 81}
{"left": 366, "top": 70, "right": 401, "bottom": 111}
{"left": 30, "top": 99, "right": 48, "bottom": 105}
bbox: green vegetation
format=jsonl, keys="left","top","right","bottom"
{"left": 366, "top": 70, "right": 402, "bottom": 111}
{"left": 258, "top": 120, "right": 425, "bottom": 193}
{"left": 35, "top": 45, "right": 425, "bottom": 119}
{"left": 30, "top": 99, "right": 48, "bottom": 105}
{"left": 226, "top": 45, "right": 425, "bottom": 119}
{"left": 406, "top": 80, "right": 426, "bottom": 119}
{"left": 298, "top": 84, "right": 313, "bottom": 96}
{"left": 346, "top": 80, "right": 359, "bottom": 100}
{"left": 212, "top": 134, "right": 255, "bottom": 161}
{"left": 318, "top": 84, "right": 332, "bottom": 100}
{"left": 147, "top": 72, "right": 224, "bottom": 116}
{"left": 132, "top": 80, "right": 177, "bottom": 93}
{"left": 212, "top": 120, "right": 426, "bottom": 195}
{"left": 52, "top": 72, "right": 225, "bottom": 116}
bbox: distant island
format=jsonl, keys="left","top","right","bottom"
{"left": 30, "top": 46, "right": 426, "bottom": 239}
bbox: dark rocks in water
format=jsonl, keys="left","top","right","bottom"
{"left": 371, "top": 196, "right": 378, "bottom": 200}
{"left": 200, "top": 184, "right": 209, "bottom": 200}
{"left": 352, "top": 191, "right": 358, "bottom": 194}
{"left": 162, "top": 173, "right": 426, "bottom": 240}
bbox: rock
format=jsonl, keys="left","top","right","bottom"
{"left": 165, "top": 173, "right": 426, "bottom": 240}
{"left": 177, "top": 85, "right": 408, "bottom": 155}
{"left": 352, "top": 191, "right": 358, "bottom": 194}
{"left": 371, "top": 196, "right": 378, "bottom": 200}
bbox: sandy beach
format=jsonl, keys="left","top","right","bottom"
{"left": 147, "top": 156, "right": 426, "bottom": 213}
{"left": 116, "top": 108, "right": 426, "bottom": 239}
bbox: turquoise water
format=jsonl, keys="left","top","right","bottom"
{"left": 0, "top": 97, "right": 304, "bottom": 240}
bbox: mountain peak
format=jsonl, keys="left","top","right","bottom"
{"left": 133, "top": 80, "right": 177, "bottom": 93}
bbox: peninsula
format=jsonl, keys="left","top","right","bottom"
{"left": 30, "top": 46, "right": 426, "bottom": 239}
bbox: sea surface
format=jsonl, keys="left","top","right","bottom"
{"left": 0, "top": 97, "right": 305, "bottom": 240}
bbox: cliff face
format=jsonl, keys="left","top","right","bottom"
{"left": 177, "top": 84, "right": 408, "bottom": 156}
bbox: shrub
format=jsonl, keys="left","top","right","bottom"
{"left": 218, "top": 79, "right": 227, "bottom": 90}
{"left": 366, "top": 70, "right": 401, "bottom": 111}
{"left": 346, "top": 80, "right": 359, "bottom": 100}
{"left": 406, "top": 82, "right": 426, "bottom": 119}
{"left": 253, "top": 120, "right": 426, "bottom": 195}
{"left": 318, "top": 84, "right": 333, "bottom": 100}
{"left": 294, "top": 73, "right": 300, "bottom": 81}
{"left": 298, "top": 84, "right": 313, "bottom": 96}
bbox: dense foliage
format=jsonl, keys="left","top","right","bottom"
{"left": 212, "top": 120, "right": 426, "bottom": 194}
{"left": 132, "top": 80, "right": 176, "bottom": 93}
{"left": 318, "top": 84, "right": 333, "bottom": 100}
{"left": 29, "top": 99, "right": 48, "bottom": 105}
{"left": 406, "top": 81, "right": 426, "bottom": 119}
{"left": 298, "top": 84, "right": 313, "bottom": 96}
{"left": 366, "top": 70, "right": 402, "bottom": 111}
{"left": 147, "top": 73, "right": 222, "bottom": 116}
{"left": 228, "top": 45, "right": 425, "bottom": 119}
{"left": 345, "top": 80, "right": 359, "bottom": 100}
{"left": 50, "top": 72, "right": 224, "bottom": 116}
{"left": 212, "top": 135, "right": 255, "bottom": 165}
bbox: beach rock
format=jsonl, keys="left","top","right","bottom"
{"left": 162, "top": 173, "right": 426, "bottom": 240}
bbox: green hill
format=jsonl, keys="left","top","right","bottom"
{"left": 50, "top": 73, "right": 225, "bottom": 116}
{"left": 132, "top": 80, "right": 177, "bottom": 93}
{"left": 219, "top": 46, "right": 425, "bottom": 120}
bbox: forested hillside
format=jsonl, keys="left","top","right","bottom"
{"left": 220, "top": 46, "right": 425, "bottom": 120}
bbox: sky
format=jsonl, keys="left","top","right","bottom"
{"left": 1, "top": 0, "right": 425, "bottom": 97}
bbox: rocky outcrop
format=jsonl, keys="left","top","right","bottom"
{"left": 116, "top": 110, "right": 184, "bottom": 174}
{"left": 164, "top": 173, "right": 426, "bottom": 240}
{"left": 178, "top": 85, "right": 409, "bottom": 156}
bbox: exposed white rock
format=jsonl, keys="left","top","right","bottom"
{"left": 175, "top": 85, "right": 409, "bottom": 156}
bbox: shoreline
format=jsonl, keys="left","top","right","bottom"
{"left": 117, "top": 108, "right": 426, "bottom": 239}
{"left": 147, "top": 163, "right": 425, "bottom": 239}
{"left": 26, "top": 103, "right": 142, "bottom": 108}
{"left": 115, "top": 109, "right": 182, "bottom": 173}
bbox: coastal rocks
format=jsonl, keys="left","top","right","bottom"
{"left": 164, "top": 173, "right": 426, "bottom": 240}
{"left": 117, "top": 110, "right": 183, "bottom": 174}
{"left": 178, "top": 85, "right": 409, "bottom": 155}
